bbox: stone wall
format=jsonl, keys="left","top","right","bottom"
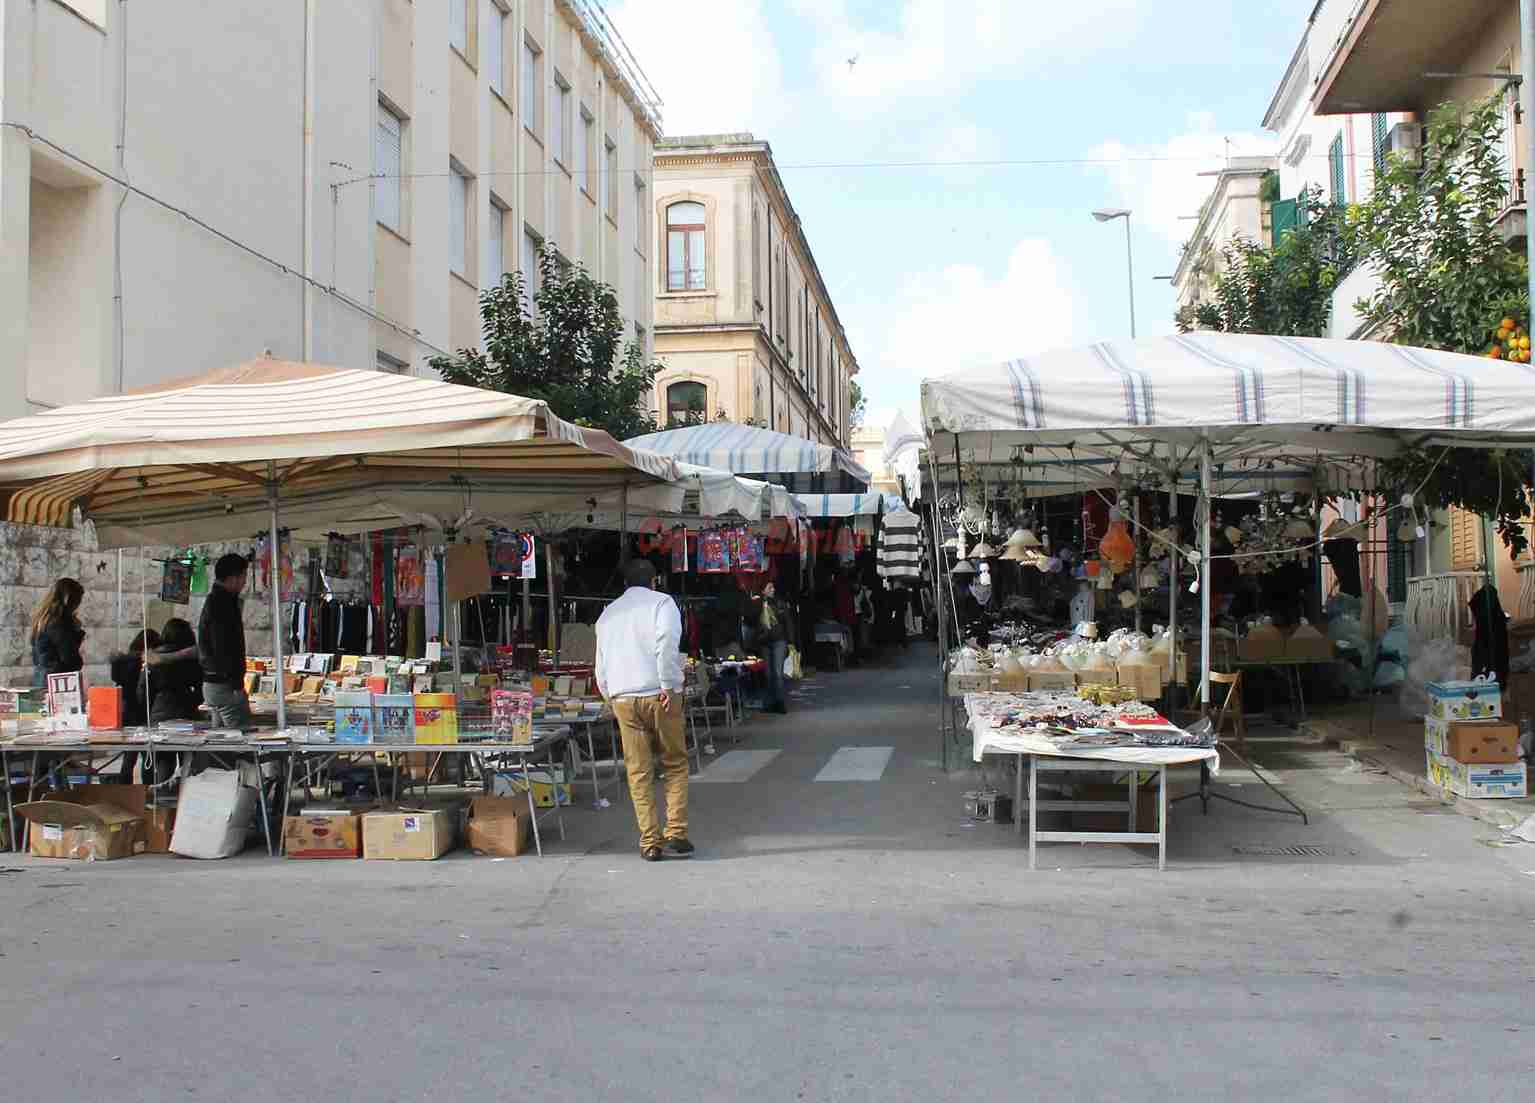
{"left": 0, "top": 522, "right": 372, "bottom": 688}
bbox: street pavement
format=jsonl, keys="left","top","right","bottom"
{"left": 3, "top": 643, "right": 1534, "bottom": 1102}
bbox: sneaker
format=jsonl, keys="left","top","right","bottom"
{"left": 664, "top": 837, "right": 695, "bottom": 858}
{"left": 641, "top": 846, "right": 664, "bottom": 862}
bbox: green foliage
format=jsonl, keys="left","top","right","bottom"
{"left": 848, "top": 379, "right": 868, "bottom": 428}
{"left": 1376, "top": 447, "right": 1535, "bottom": 559}
{"left": 1175, "top": 186, "right": 1354, "bottom": 337}
{"left": 1259, "top": 170, "right": 1280, "bottom": 204}
{"left": 1351, "top": 95, "right": 1528, "bottom": 352}
{"left": 430, "top": 246, "right": 661, "bottom": 441}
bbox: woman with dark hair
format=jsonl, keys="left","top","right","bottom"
{"left": 146, "top": 618, "right": 205, "bottom": 725}
{"left": 30, "top": 578, "right": 86, "bottom": 688}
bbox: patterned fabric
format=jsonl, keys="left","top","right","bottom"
{"left": 877, "top": 508, "right": 923, "bottom": 580}
{"left": 626, "top": 423, "right": 871, "bottom": 482}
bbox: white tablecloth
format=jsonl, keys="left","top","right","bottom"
{"left": 964, "top": 693, "right": 1220, "bottom": 772}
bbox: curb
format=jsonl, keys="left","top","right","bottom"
{"left": 1302, "top": 718, "right": 1524, "bottom": 831}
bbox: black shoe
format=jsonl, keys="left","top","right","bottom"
{"left": 641, "top": 846, "right": 664, "bottom": 862}
{"left": 665, "top": 837, "right": 695, "bottom": 858}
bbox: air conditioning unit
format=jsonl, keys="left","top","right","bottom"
{"left": 1387, "top": 122, "right": 1425, "bottom": 167}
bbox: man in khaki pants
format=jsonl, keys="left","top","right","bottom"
{"left": 595, "top": 559, "right": 691, "bottom": 862}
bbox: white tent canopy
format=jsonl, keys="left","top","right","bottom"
{"left": 793, "top": 492, "right": 882, "bottom": 518}
{"left": 625, "top": 422, "right": 872, "bottom": 483}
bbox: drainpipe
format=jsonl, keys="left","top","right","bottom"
{"left": 112, "top": 0, "right": 129, "bottom": 393}
{"left": 301, "top": 0, "right": 317, "bottom": 360}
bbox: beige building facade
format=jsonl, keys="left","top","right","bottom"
{"left": 1170, "top": 156, "right": 1278, "bottom": 321}
{"left": 651, "top": 134, "right": 857, "bottom": 448}
{"left": 849, "top": 424, "right": 902, "bottom": 498}
{"left": 0, "top": 0, "right": 659, "bottom": 418}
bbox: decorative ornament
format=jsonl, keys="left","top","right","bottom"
{"left": 1098, "top": 517, "right": 1136, "bottom": 574}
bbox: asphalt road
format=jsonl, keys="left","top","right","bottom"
{"left": 3, "top": 644, "right": 1533, "bottom": 1102}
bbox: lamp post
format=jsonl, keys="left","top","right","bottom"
{"left": 1092, "top": 208, "right": 1137, "bottom": 338}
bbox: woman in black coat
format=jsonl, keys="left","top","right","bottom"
{"left": 30, "top": 578, "right": 85, "bottom": 688}
{"left": 146, "top": 619, "right": 205, "bottom": 724}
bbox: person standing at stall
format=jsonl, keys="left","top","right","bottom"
{"left": 199, "top": 554, "right": 251, "bottom": 729}
{"left": 30, "top": 578, "right": 86, "bottom": 688}
{"left": 753, "top": 581, "right": 791, "bottom": 714}
{"left": 595, "top": 558, "right": 691, "bottom": 863}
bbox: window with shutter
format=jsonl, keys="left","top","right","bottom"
{"left": 1371, "top": 113, "right": 1389, "bottom": 179}
{"left": 449, "top": 164, "right": 469, "bottom": 277}
{"left": 449, "top": 0, "right": 468, "bottom": 54}
{"left": 376, "top": 105, "right": 403, "bottom": 232}
{"left": 487, "top": 5, "right": 505, "bottom": 93}
{"left": 1271, "top": 198, "right": 1299, "bottom": 248}
{"left": 1329, "top": 133, "right": 1346, "bottom": 205}
{"left": 487, "top": 201, "right": 505, "bottom": 285}
{"left": 1450, "top": 508, "right": 1482, "bottom": 571}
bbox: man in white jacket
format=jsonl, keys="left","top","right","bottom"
{"left": 595, "top": 558, "right": 691, "bottom": 861}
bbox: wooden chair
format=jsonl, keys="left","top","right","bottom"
{"left": 1178, "top": 668, "right": 1307, "bottom": 824}
{"left": 1206, "top": 671, "right": 1246, "bottom": 752}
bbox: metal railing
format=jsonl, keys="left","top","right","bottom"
{"left": 564, "top": 0, "right": 664, "bottom": 134}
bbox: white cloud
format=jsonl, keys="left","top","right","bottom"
{"left": 795, "top": 0, "right": 1145, "bottom": 119}
{"left": 1090, "top": 117, "right": 1278, "bottom": 245}
{"left": 845, "top": 238, "right": 1080, "bottom": 430}
{"left": 609, "top": 0, "right": 788, "bottom": 137}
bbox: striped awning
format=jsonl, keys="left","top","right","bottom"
{"left": 922, "top": 334, "right": 1535, "bottom": 466}
{"left": 793, "top": 492, "right": 882, "bottom": 518}
{"left": 625, "top": 422, "right": 871, "bottom": 483}
{"left": 0, "top": 360, "right": 681, "bottom": 548}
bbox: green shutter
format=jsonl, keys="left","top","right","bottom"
{"left": 1371, "top": 113, "right": 1389, "bottom": 177}
{"left": 1386, "top": 528, "right": 1409, "bottom": 604}
{"left": 1329, "top": 133, "right": 1347, "bottom": 205}
{"left": 1271, "top": 198, "right": 1299, "bottom": 248}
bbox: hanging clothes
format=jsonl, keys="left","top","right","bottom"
{"left": 426, "top": 555, "right": 442, "bottom": 640}
{"left": 877, "top": 508, "right": 923, "bottom": 581}
{"left": 1469, "top": 583, "right": 1510, "bottom": 688}
{"left": 1323, "top": 538, "right": 1362, "bottom": 598}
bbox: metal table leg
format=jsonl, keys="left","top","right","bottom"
{"left": 1028, "top": 755, "right": 1038, "bottom": 871}
{"left": 521, "top": 750, "right": 543, "bottom": 857}
{"left": 1158, "top": 766, "right": 1167, "bottom": 872}
{"left": 1014, "top": 752, "right": 1024, "bottom": 838}
{"left": 279, "top": 752, "right": 299, "bottom": 856}
{"left": 1129, "top": 769, "right": 1139, "bottom": 833}
{"left": 252, "top": 749, "right": 274, "bottom": 857}
{"left": 2, "top": 748, "right": 14, "bottom": 853}
{"left": 584, "top": 722, "right": 602, "bottom": 807}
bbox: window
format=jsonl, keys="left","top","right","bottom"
{"left": 577, "top": 106, "right": 592, "bottom": 192}
{"left": 521, "top": 227, "right": 542, "bottom": 312}
{"left": 487, "top": 4, "right": 506, "bottom": 94}
{"left": 522, "top": 38, "right": 541, "bottom": 135}
{"left": 1450, "top": 508, "right": 1482, "bottom": 571}
{"left": 376, "top": 102, "right": 404, "bottom": 232}
{"left": 449, "top": 0, "right": 468, "bottom": 55}
{"left": 487, "top": 199, "right": 506, "bottom": 285}
{"left": 666, "top": 201, "right": 705, "bottom": 291}
{"left": 552, "top": 73, "right": 570, "bottom": 165}
{"left": 634, "top": 174, "right": 647, "bottom": 252}
{"left": 449, "top": 163, "right": 470, "bottom": 277}
{"left": 751, "top": 207, "right": 761, "bottom": 307}
{"left": 604, "top": 137, "right": 617, "bottom": 218}
{"left": 1328, "top": 132, "right": 1346, "bottom": 205}
{"left": 1371, "top": 113, "right": 1389, "bottom": 179}
{"left": 667, "top": 381, "right": 708, "bottom": 427}
{"left": 634, "top": 322, "right": 647, "bottom": 352}
{"left": 377, "top": 351, "right": 408, "bottom": 374}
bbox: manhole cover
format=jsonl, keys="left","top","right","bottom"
{"left": 1232, "top": 844, "right": 1338, "bottom": 857}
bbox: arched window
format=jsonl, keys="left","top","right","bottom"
{"left": 666, "top": 201, "right": 706, "bottom": 291}
{"left": 666, "top": 381, "right": 708, "bottom": 427}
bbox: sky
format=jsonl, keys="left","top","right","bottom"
{"left": 609, "top": 0, "right": 1315, "bottom": 433}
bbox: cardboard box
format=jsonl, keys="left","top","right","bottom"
{"left": 1026, "top": 670, "right": 1077, "bottom": 692}
{"left": 362, "top": 807, "right": 455, "bottom": 860}
{"left": 1426, "top": 679, "right": 1502, "bottom": 721}
{"left": 1424, "top": 718, "right": 1519, "bottom": 764}
{"left": 1284, "top": 625, "right": 1334, "bottom": 662}
{"left": 1237, "top": 623, "right": 1285, "bottom": 662}
{"left": 993, "top": 671, "right": 1030, "bottom": 693}
{"left": 170, "top": 768, "right": 257, "bottom": 859}
{"left": 1425, "top": 747, "right": 1527, "bottom": 799}
{"left": 17, "top": 798, "right": 146, "bottom": 860}
{"left": 492, "top": 766, "right": 572, "bottom": 808}
{"left": 946, "top": 672, "right": 996, "bottom": 695}
{"left": 1115, "top": 661, "right": 1162, "bottom": 701}
{"left": 284, "top": 806, "right": 368, "bottom": 859}
{"left": 464, "top": 797, "right": 532, "bottom": 857}
{"left": 142, "top": 805, "right": 177, "bottom": 854}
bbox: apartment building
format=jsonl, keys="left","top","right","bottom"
{"left": 1170, "top": 156, "right": 1278, "bottom": 321}
{"left": 651, "top": 133, "right": 858, "bottom": 449}
{"left": 0, "top": 0, "right": 659, "bottom": 419}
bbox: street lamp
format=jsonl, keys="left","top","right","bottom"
{"left": 1092, "top": 208, "right": 1137, "bottom": 339}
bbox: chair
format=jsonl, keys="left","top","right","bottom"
{"left": 1174, "top": 669, "right": 1308, "bottom": 824}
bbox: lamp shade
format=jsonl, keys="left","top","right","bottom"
{"left": 972, "top": 541, "right": 998, "bottom": 559}
{"left": 951, "top": 559, "right": 977, "bottom": 576}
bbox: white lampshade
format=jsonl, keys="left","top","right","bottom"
{"left": 951, "top": 559, "right": 977, "bottom": 576}
{"left": 972, "top": 541, "right": 999, "bottom": 559}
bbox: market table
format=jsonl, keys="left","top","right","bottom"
{"left": 964, "top": 693, "right": 1219, "bottom": 871}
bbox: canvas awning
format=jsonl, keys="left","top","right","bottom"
{"left": 793, "top": 492, "right": 882, "bottom": 518}
{"left": 0, "top": 360, "right": 681, "bottom": 548}
{"left": 625, "top": 422, "right": 871, "bottom": 483}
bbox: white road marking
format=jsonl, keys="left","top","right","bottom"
{"left": 814, "top": 746, "right": 895, "bottom": 782}
{"left": 692, "top": 749, "right": 782, "bottom": 783}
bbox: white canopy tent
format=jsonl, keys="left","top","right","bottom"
{"left": 922, "top": 332, "right": 1535, "bottom": 713}
{"left": 0, "top": 359, "right": 682, "bottom": 727}
{"left": 625, "top": 422, "right": 872, "bottom": 485}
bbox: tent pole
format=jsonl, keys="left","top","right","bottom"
{"left": 620, "top": 483, "right": 629, "bottom": 567}
{"left": 546, "top": 540, "right": 558, "bottom": 660}
{"left": 268, "top": 466, "right": 286, "bottom": 733}
{"left": 1199, "top": 435, "right": 1213, "bottom": 709}
{"left": 1167, "top": 465, "right": 1178, "bottom": 691}
{"left": 926, "top": 446, "right": 950, "bottom": 772}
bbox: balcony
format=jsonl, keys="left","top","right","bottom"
{"left": 1313, "top": 0, "right": 1508, "bottom": 115}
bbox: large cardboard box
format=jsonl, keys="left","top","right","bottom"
{"left": 362, "top": 807, "right": 455, "bottom": 860}
{"left": 1284, "top": 625, "right": 1334, "bottom": 662}
{"left": 1426, "top": 679, "right": 1502, "bottom": 721}
{"left": 1424, "top": 718, "right": 1520, "bottom": 764}
{"left": 64, "top": 784, "right": 179, "bottom": 853}
{"left": 464, "top": 797, "right": 532, "bottom": 857}
{"left": 1425, "top": 746, "right": 1528, "bottom": 799}
{"left": 170, "top": 768, "right": 257, "bottom": 859}
{"left": 284, "top": 806, "right": 369, "bottom": 859}
{"left": 1237, "top": 623, "right": 1285, "bottom": 662}
{"left": 1025, "top": 670, "right": 1077, "bottom": 692}
{"left": 17, "top": 798, "right": 146, "bottom": 860}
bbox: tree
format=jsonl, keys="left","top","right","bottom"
{"left": 848, "top": 379, "right": 868, "bottom": 428}
{"left": 1352, "top": 95, "right": 1528, "bottom": 353}
{"left": 1175, "top": 186, "right": 1354, "bottom": 337}
{"left": 1354, "top": 95, "right": 1535, "bottom": 555}
{"left": 430, "top": 245, "right": 660, "bottom": 440}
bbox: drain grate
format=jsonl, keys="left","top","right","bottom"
{"left": 1232, "top": 844, "right": 1338, "bottom": 857}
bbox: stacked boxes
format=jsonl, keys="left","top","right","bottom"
{"left": 1423, "top": 681, "right": 1527, "bottom": 799}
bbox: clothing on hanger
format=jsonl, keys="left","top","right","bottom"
{"left": 1469, "top": 583, "right": 1510, "bottom": 688}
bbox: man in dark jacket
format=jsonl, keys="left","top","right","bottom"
{"left": 199, "top": 553, "right": 250, "bottom": 729}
